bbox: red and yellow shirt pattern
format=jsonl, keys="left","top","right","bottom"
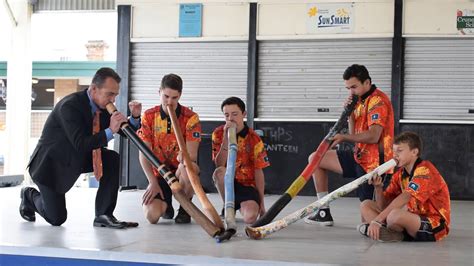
{"left": 212, "top": 125, "right": 270, "bottom": 187}
{"left": 137, "top": 104, "right": 201, "bottom": 177}
{"left": 384, "top": 159, "right": 451, "bottom": 241}
{"left": 353, "top": 85, "right": 394, "bottom": 173}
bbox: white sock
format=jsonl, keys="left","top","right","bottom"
{"left": 317, "top": 191, "right": 329, "bottom": 209}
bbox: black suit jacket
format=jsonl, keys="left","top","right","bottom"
{"left": 28, "top": 89, "right": 111, "bottom": 193}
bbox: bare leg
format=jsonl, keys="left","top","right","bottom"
{"left": 212, "top": 166, "right": 226, "bottom": 202}
{"left": 240, "top": 200, "right": 259, "bottom": 224}
{"left": 143, "top": 199, "right": 167, "bottom": 224}
{"left": 176, "top": 163, "right": 199, "bottom": 199}
{"left": 309, "top": 150, "right": 343, "bottom": 194}
{"left": 386, "top": 209, "right": 421, "bottom": 237}
{"left": 360, "top": 199, "right": 382, "bottom": 223}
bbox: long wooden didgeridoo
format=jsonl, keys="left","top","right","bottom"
{"left": 245, "top": 159, "right": 397, "bottom": 240}
{"left": 251, "top": 95, "right": 359, "bottom": 227}
{"left": 106, "top": 103, "right": 221, "bottom": 238}
{"left": 215, "top": 125, "right": 238, "bottom": 243}
{"left": 166, "top": 105, "right": 225, "bottom": 231}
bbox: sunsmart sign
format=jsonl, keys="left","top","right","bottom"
{"left": 457, "top": 9, "right": 474, "bottom": 35}
{"left": 307, "top": 3, "right": 354, "bottom": 34}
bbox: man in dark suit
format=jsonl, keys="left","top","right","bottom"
{"left": 20, "top": 67, "right": 138, "bottom": 229}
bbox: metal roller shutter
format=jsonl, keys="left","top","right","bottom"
{"left": 34, "top": 0, "right": 115, "bottom": 11}
{"left": 258, "top": 39, "right": 392, "bottom": 120}
{"left": 404, "top": 38, "right": 474, "bottom": 121}
{"left": 130, "top": 42, "right": 248, "bottom": 120}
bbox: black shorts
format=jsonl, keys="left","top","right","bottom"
{"left": 403, "top": 216, "right": 436, "bottom": 242}
{"left": 336, "top": 149, "right": 374, "bottom": 201}
{"left": 234, "top": 181, "right": 260, "bottom": 210}
{"left": 153, "top": 178, "right": 173, "bottom": 207}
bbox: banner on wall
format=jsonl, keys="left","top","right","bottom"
{"left": 179, "top": 3, "right": 202, "bottom": 37}
{"left": 306, "top": 3, "right": 354, "bottom": 34}
{"left": 457, "top": 9, "right": 474, "bottom": 35}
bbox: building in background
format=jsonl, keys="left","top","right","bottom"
{"left": 0, "top": 4, "right": 117, "bottom": 175}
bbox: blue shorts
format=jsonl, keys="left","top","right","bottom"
{"left": 336, "top": 149, "right": 374, "bottom": 201}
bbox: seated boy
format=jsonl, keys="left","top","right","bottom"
{"left": 359, "top": 131, "right": 450, "bottom": 242}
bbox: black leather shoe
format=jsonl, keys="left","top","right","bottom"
{"left": 93, "top": 215, "right": 126, "bottom": 229}
{"left": 111, "top": 216, "right": 139, "bottom": 228}
{"left": 175, "top": 206, "right": 191, "bottom": 224}
{"left": 19, "top": 187, "right": 36, "bottom": 222}
{"left": 162, "top": 203, "right": 174, "bottom": 219}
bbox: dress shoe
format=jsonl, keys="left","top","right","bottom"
{"left": 93, "top": 215, "right": 126, "bottom": 229}
{"left": 111, "top": 215, "right": 139, "bottom": 228}
{"left": 161, "top": 203, "right": 174, "bottom": 219}
{"left": 19, "top": 187, "right": 36, "bottom": 222}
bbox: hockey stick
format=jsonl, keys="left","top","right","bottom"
{"left": 215, "top": 125, "right": 238, "bottom": 243}
{"left": 245, "top": 159, "right": 397, "bottom": 240}
{"left": 106, "top": 103, "right": 221, "bottom": 238}
{"left": 251, "top": 95, "right": 359, "bottom": 227}
{"left": 167, "top": 105, "right": 225, "bottom": 231}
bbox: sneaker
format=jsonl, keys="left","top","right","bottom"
{"left": 304, "top": 208, "right": 334, "bottom": 226}
{"left": 357, "top": 223, "right": 369, "bottom": 237}
{"left": 175, "top": 206, "right": 191, "bottom": 224}
{"left": 161, "top": 203, "right": 174, "bottom": 219}
{"left": 378, "top": 226, "right": 404, "bottom": 242}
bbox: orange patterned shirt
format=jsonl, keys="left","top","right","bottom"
{"left": 353, "top": 85, "right": 394, "bottom": 173}
{"left": 212, "top": 125, "right": 270, "bottom": 187}
{"left": 137, "top": 104, "right": 201, "bottom": 176}
{"left": 384, "top": 159, "right": 451, "bottom": 241}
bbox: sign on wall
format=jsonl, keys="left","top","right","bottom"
{"left": 457, "top": 9, "right": 474, "bottom": 35}
{"left": 306, "top": 3, "right": 354, "bottom": 34}
{"left": 179, "top": 3, "right": 202, "bottom": 37}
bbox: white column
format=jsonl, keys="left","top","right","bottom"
{"left": 4, "top": 0, "right": 32, "bottom": 175}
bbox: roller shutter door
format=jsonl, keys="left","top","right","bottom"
{"left": 258, "top": 39, "right": 392, "bottom": 120}
{"left": 130, "top": 42, "right": 248, "bottom": 119}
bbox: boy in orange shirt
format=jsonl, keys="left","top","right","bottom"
{"left": 137, "top": 74, "right": 201, "bottom": 224}
{"left": 306, "top": 64, "right": 394, "bottom": 226}
{"left": 212, "top": 97, "right": 270, "bottom": 224}
{"left": 359, "top": 131, "right": 450, "bottom": 242}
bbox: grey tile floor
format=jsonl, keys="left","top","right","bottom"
{"left": 1, "top": 187, "right": 473, "bottom": 265}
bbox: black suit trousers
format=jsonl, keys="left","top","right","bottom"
{"left": 31, "top": 149, "right": 120, "bottom": 225}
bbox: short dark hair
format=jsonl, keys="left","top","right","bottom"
{"left": 343, "top": 64, "right": 371, "bottom": 83}
{"left": 221, "top": 96, "right": 245, "bottom": 113}
{"left": 92, "top": 67, "right": 121, "bottom": 87}
{"left": 394, "top": 131, "right": 423, "bottom": 157}
{"left": 161, "top": 74, "right": 183, "bottom": 93}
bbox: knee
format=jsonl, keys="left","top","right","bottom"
{"left": 386, "top": 209, "right": 403, "bottom": 226}
{"left": 48, "top": 213, "right": 67, "bottom": 226}
{"left": 360, "top": 199, "right": 374, "bottom": 211}
{"left": 212, "top": 167, "right": 226, "bottom": 184}
{"left": 101, "top": 150, "right": 120, "bottom": 179}
{"left": 145, "top": 213, "right": 160, "bottom": 224}
{"left": 143, "top": 206, "right": 161, "bottom": 224}
{"left": 243, "top": 212, "right": 258, "bottom": 225}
